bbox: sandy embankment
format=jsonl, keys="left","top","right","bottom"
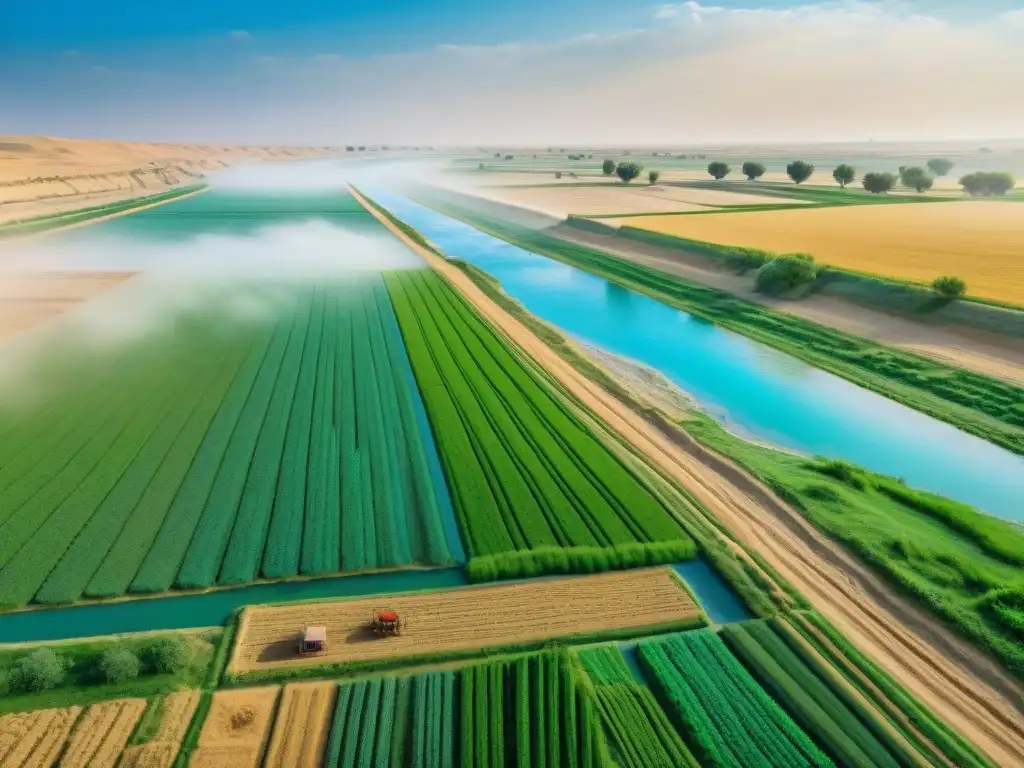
{"left": 353, "top": 186, "right": 1024, "bottom": 766}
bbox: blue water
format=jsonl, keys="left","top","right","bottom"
{"left": 673, "top": 561, "right": 751, "bottom": 625}
{"left": 370, "top": 191, "right": 1024, "bottom": 521}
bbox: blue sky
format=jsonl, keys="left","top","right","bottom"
{"left": 4, "top": 1, "right": 1023, "bottom": 143}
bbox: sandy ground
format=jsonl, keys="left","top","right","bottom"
{"left": 263, "top": 682, "right": 336, "bottom": 768}
{"left": 192, "top": 687, "right": 280, "bottom": 768}
{"left": 0, "top": 134, "right": 339, "bottom": 224}
{"left": 553, "top": 224, "right": 1024, "bottom": 385}
{"left": 620, "top": 201, "right": 1024, "bottom": 304}
{"left": 0, "top": 271, "right": 137, "bottom": 343}
{"left": 230, "top": 567, "right": 700, "bottom": 673}
{"left": 356, "top": 187, "right": 1024, "bottom": 766}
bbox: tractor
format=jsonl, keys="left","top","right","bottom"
{"left": 371, "top": 609, "right": 402, "bottom": 637}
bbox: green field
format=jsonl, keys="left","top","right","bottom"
{"left": 0, "top": 275, "right": 459, "bottom": 608}
{"left": 385, "top": 268, "right": 696, "bottom": 581}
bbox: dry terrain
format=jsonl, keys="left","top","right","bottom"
{"left": 230, "top": 567, "right": 701, "bottom": 673}
{"left": 356, "top": 187, "right": 1024, "bottom": 766}
{"left": 0, "top": 270, "right": 136, "bottom": 343}
{"left": 263, "top": 682, "right": 336, "bottom": 768}
{"left": 0, "top": 706, "right": 82, "bottom": 767}
{"left": 619, "top": 201, "right": 1024, "bottom": 304}
{"left": 61, "top": 698, "right": 148, "bottom": 768}
{"left": 192, "top": 687, "right": 280, "bottom": 768}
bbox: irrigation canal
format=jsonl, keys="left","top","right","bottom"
{"left": 0, "top": 560, "right": 745, "bottom": 644}
{"left": 369, "top": 190, "right": 1024, "bottom": 521}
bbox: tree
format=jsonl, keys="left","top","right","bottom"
{"left": 504, "top": 155, "right": 514, "bottom": 160}
{"left": 707, "top": 161, "right": 731, "bottom": 180}
{"left": 741, "top": 161, "right": 765, "bottom": 181}
{"left": 143, "top": 636, "right": 197, "bottom": 675}
{"left": 555, "top": 171, "right": 562, "bottom": 179}
{"left": 786, "top": 160, "right": 815, "bottom": 184}
{"left": 862, "top": 172, "right": 896, "bottom": 194}
{"left": 100, "top": 648, "right": 140, "bottom": 684}
{"left": 345, "top": 146, "right": 354, "bottom": 152}
{"left": 601, "top": 159, "right": 616, "bottom": 176}
{"left": 900, "top": 167, "right": 933, "bottom": 193}
{"left": 7, "top": 649, "right": 67, "bottom": 693}
{"left": 932, "top": 276, "right": 966, "bottom": 298}
{"left": 959, "top": 171, "right": 1016, "bottom": 197}
{"left": 648, "top": 169, "right": 660, "bottom": 185}
{"left": 754, "top": 255, "right": 819, "bottom": 295}
{"left": 832, "top": 164, "right": 856, "bottom": 188}
{"left": 357, "top": 146, "right": 365, "bottom": 151}
{"left": 927, "top": 158, "right": 954, "bottom": 176}
{"left": 615, "top": 162, "right": 643, "bottom": 184}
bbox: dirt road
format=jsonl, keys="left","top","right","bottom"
{"left": 353, "top": 186, "right": 1024, "bottom": 766}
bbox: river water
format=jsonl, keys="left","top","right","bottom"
{"left": 369, "top": 191, "right": 1024, "bottom": 521}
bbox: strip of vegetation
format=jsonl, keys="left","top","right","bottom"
{"left": 415, "top": 193, "right": 1024, "bottom": 455}
{"left": 170, "top": 689, "right": 212, "bottom": 768}
{"left": 0, "top": 185, "right": 205, "bottom": 238}
{"left": 0, "top": 631, "right": 216, "bottom": 713}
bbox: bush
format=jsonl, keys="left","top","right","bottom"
{"left": 862, "top": 172, "right": 896, "bottom": 194}
{"left": 931, "top": 275, "right": 966, "bottom": 298}
{"left": 742, "top": 161, "right": 766, "bottom": 181}
{"left": 7, "top": 648, "right": 67, "bottom": 693}
{"left": 615, "top": 162, "right": 643, "bottom": 184}
{"left": 100, "top": 648, "right": 141, "bottom": 684}
{"left": 143, "top": 635, "right": 198, "bottom": 675}
{"left": 554, "top": 171, "right": 562, "bottom": 179}
{"left": 708, "top": 161, "right": 731, "bottom": 180}
{"left": 808, "top": 459, "right": 869, "bottom": 490}
{"left": 602, "top": 159, "right": 616, "bottom": 176}
{"left": 786, "top": 160, "right": 815, "bottom": 184}
{"left": 754, "top": 254, "right": 819, "bottom": 295}
{"left": 648, "top": 169, "right": 660, "bottom": 185}
{"left": 832, "top": 164, "right": 856, "bottom": 188}
{"left": 927, "top": 158, "right": 954, "bottom": 176}
{"left": 900, "top": 166, "right": 934, "bottom": 193}
{"left": 959, "top": 171, "right": 1015, "bottom": 196}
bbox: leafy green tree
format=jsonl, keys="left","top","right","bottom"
{"left": 7, "top": 648, "right": 67, "bottom": 693}
{"left": 932, "top": 276, "right": 967, "bottom": 298}
{"left": 602, "top": 159, "right": 616, "bottom": 176}
{"left": 862, "top": 172, "right": 896, "bottom": 194}
{"left": 754, "top": 255, "right": 819, "bottom": 295}
{"left": 786, "top": 160, "right": 815, "bottom": 184}
{"left": 345, "top": 146, "right": 354, "bottom": 152}
{"left": 927, "top": 158, "right": 954, "bottom": 176}
{"left": 615, "top": 162, "right": 643, "bottom": 184}
{"left": 100, "top": 648, "right": 141, "bottom": 684}
{"left": 832, "top": 164, "right": 856, "bottom": 188}
{"left": 900, "top": 167, "right": 934, "bottom": 193}
{"left": 741, "top": 161, "right": 766, "bottom": 181}
{"left": 648, "top": 169, "right": 660, "bottom": 185}
{"left": 143, "top": 636, "right": 197, "bottom": 675}
{"left": 959, "top": 171, "right": 1016, "bottom": 196}
{"left": 707, "top": 161, "right": 731, "bottom": 180}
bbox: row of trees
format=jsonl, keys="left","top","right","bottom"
{"left": 753, "top": 254, "right": 967, "bottom": 299}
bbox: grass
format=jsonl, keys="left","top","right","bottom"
{"left": 0, "top": 630, "right": 217, "bottom": 714}
{"left": 413, "top": 192, "right": 1024, "bottom": 456}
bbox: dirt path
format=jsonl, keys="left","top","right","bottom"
{"left": 353, "top": 187, "right": 1024, "bottom": 766}
{"left": 553, "top": 224, "right": 1024, "bottom": 385}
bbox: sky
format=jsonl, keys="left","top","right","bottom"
{"left": 3, "top": 1, "right": 1024, "bottom": 145}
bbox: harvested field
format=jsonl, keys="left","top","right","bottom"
{"left": 0, "top": 705, "right": 82, "bottom": 767}
{"left": 153, "top": 689, "right": 202, "bottom": 742}
{"left": 620, "top": 201, "right": 1024, "bottom": 304}
{"left": 61, "top": 697, "right": 147, "bottom": 768}
{"left": 119, "top": 741, "right": 179, "bottom": 768}
{"left": 191, "top": 686, "right": 280, "bottom": 768}
{"left": 263, "top": 681, "right": 336, "bottom": 768}
{"left": 229, "top": 567, "right": 702, "bottom": 673}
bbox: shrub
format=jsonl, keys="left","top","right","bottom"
{"left": 808, "top": 459, "right": 869, "bottom": 490}
{"left": 754, "top": 254, "right": 819, "bottom": 295}
{"left": 832, "top": 164, "right": 856, "bottom": 188}
{"left": 931, "top": 275, "right": 966, "bottom": 298}
{"left": 959, "top": 171, "right": 1015, "bottom": 196}
{"left": 862, "top": 172, "right": 896, "bottom": 194}
{"left": 602, "top": 159, "right": 616, "bottom": 176}
{"left": 615, "top": 162, "right": 643, "bottom": 184}
{"left": 143, "top": 635, "right": 198, "bottom": 675}
{"left": 927, "top": 158, "right": 954, "bottom": 176}
{"left": 8, "top": 648, "right": 68, "bottom": 693}
{"left": 742, "top": 161, "right": 766, "bottom": 181}
{"left": 554, "top": 171, "right": 562, "bottom": 179}
{"left": 648, "top": 169, "right": 660, "bottom": 185}
{"left": 707, "top": 161, "right": 731, "bottom": 180}
{"left": 786, "top": 160, "right": 814, "bottom": 184}
{"left": 900, "top": 167, "right": 933, "bottom": 193}
{"left": 100, "top": 648, "right": 141, "bottom": 683}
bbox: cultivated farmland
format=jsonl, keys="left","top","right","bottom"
{"left": 263, "top": 681, "right": 337, "bottom": 768}
{"left": 386, "top": 269, "right": 695, "bottom": 580}
{"left": 229, "top": 567, "right": 703, "bottom": 673}
{"left": 61, "top": 697, "right": 148, "bottom": 768}
{"left": 119, "top": 689, "right": 204, "bottom": 768}
{"left": 191, "top": 686, "right": 280, "bottom": 768}
{"left": 618, "top": 201, "right": 1024, "bottom": 304}
{"left": 0, "top": 275, "right": 458, "bottom": 608}
{"left": 0, "top": 705, "right": 82, "bottom": 768}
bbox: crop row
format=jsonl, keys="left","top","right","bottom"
{"left": 0, "top": 276, "right": 458, "bottom": 607}
{"left": 386, "top": 268, "right": 696, "bottom": 580}
{"left": 638, "top": 630, "right": 835, "bottom": 767}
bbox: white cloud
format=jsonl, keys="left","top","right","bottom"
{"left": 229, "top": 29, "right": 252, "bottom": 41}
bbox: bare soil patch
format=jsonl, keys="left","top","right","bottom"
{"left": 230, "top": 568, "right": 700, "bottom": 673}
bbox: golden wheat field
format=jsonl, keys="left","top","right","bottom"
{"left": 119, "top": 689, "right": 203, "bottom": 768}
{"left": 230, "top": 567, "right": 702, "bottom": 673}
{"left": 619, "top": 201, "right": 1024, "bottom": 304}
{"left": 263, "top": 682, "right": 337, "bottom": 768}
{"left": 0, "top": 705, "right": 82, "bottom": 767}
{"left": 191, "top": 686, "right": 280, "bottom": 768}
{"left": 61, "top": 698, "right": 148, "bottom": 768}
